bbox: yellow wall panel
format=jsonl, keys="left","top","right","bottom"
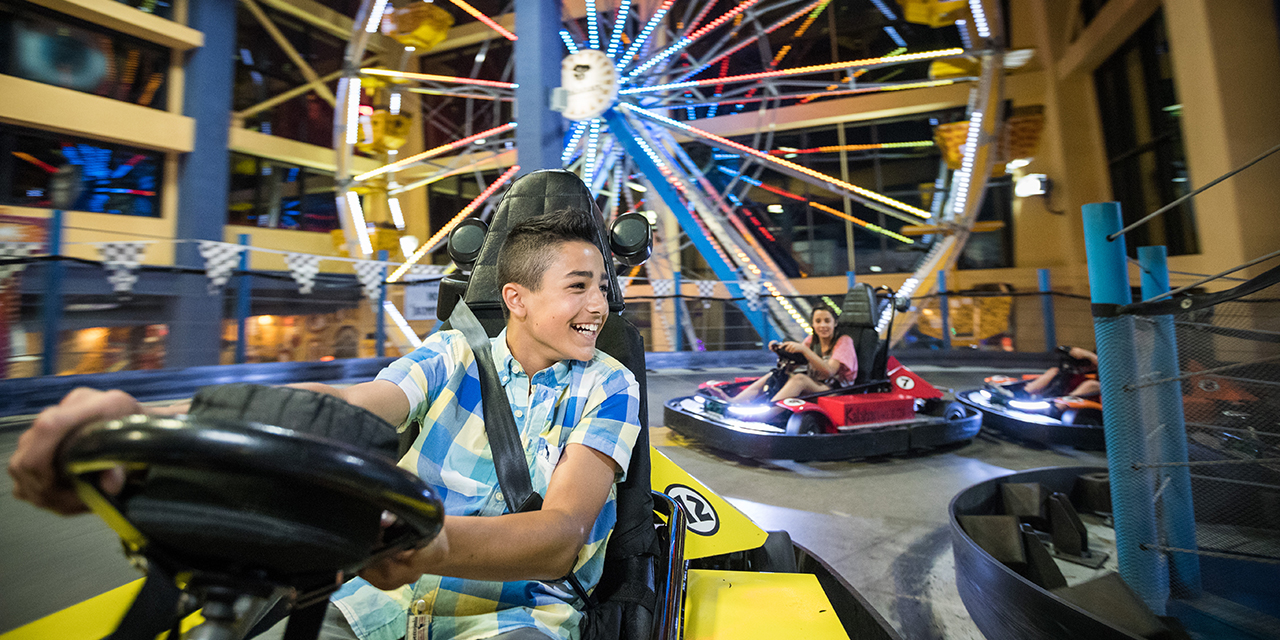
{"left": 0, "top": 76, "right": 195, "bottom": 153}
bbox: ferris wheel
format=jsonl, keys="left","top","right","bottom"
{"left": 332, "top": 0, "right": 1007, "bottom": 346}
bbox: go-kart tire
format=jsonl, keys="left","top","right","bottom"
{"left": 749, "top": 530, "right": 798, "bottom": 572}
{"left": 1061, "top": 408, "right": 1103, "bottom": 426}
{"left": 940, "top": 401, "right": 967, "bottom": 421}
{"left": 786, "top": 411, "right": 831, "bottom": 436}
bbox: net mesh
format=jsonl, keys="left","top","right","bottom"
{"left": 1118, "top": 277, "right": 1280, "bottom": 606}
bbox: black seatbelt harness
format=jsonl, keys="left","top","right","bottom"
{"left": 448, "top": 301, "right": 543, "bottom": 514}
{"left": 448, "top": 301, "right": 596, "bottom": 603}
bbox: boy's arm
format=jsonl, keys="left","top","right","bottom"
{"left": 360, "top": 442, "right": 619, "bottom": 586}
{"left": 289, "top": 380, "right": 411, "bottom": 427}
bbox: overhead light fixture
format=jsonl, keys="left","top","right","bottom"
{"left": 766, "top": 204, "right": 784, "bottom": 213}
{"left": 1006, "top": 158, "right": 1031, "bottom": 172}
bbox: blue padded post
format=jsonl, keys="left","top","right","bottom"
{"left": 1083, "top": 201, "right": 1168, "bottom": 613}
{"left": 938, "top": 270, "right": 951, "bottom": 350}
{"left": 234, "top": 234, "right": 251, "bottom": 365}
{"left": 1038, "top": 268, "right": 1057, "bottom": 351}
{"left": 40, "top": 209, "right": 64, "bottom": 376}
{"left": 1138, "top": 245, "right": 1201, "bottom": 597}
{"left": 672, "top": 270, "right": 682, "bottom": 352}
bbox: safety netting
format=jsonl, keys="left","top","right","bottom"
{"left": 1103, "top": 263, "right": 1280, "bottom": 624}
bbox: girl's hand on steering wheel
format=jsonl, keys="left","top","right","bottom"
{"left": 779, "top": 341, "right": 803, "bottom": 354}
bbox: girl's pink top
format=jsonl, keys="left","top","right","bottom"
{"left": 803, "top": 334, "right": 858, "bottom": 386}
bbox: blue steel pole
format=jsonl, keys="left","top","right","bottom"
{"left": 234, "top": 234, "right": 251, "bottom": 364}
{"left": 514, "top": 0, "right": 562, "bottom": 172}
{"left": 938, "top": 271, "right": 952, "bottom": 351}
{"left": 39, "top": 209, "right": 64, "bottom": 376}
{"left": 376, "top": 250, "right": 387, "bottom": 358}
{"left": 1038, "top": 268, "right": 1057, "bottom": 351}
{"left": 602, "top": 108, "right": 771, "bottom": 339}
{"left": 1083, "top": 201, "right": 1168, "bottom": 613}
{"left": 1138, "top": 245, "right": 1201, "bottom": 597}
{"left": 847, "top": 270, "right": 856, "bottom": 291}
{"left": 672, "top": 270, "right": 683, "bottom": 352}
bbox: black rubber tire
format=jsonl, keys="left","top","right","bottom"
{"left": 941, "top": 401, "right": 968, "bottom": 421}
{"left": 749, "top": 530, "right": 798, "bottom": 572}
{"left": 786, "top": 411, "right": 831, "bottom": 436}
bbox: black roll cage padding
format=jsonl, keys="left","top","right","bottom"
{"left": 650, "top": 491, "right": 687, "bottom": 640}
{"left": 60, "top": 415, "right": 445, "bottom": 574}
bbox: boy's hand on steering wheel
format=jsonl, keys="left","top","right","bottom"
{"left": 9, "top": 388, "right": 139, "bottom": 515}
{"left": 359, "top": 512, "right": 451, "bottom": 590}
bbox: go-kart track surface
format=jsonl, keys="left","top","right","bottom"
{"left": 0, "top": 363, "right": 1108, "bottom": 640}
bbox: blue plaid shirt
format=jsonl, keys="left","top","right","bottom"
{"left": 330, "top": 328, "right": 641, "bottom": 640}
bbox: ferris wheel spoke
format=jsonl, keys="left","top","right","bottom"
{"left": 625, "top": 0, "right": 765, "bottom": 82}
{"left": 603, "top": 0, "right": 633, "bottom": 59}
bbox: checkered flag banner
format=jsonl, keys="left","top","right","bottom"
{"left": 741, "top": 281, "right": 762, "bottom": 311}
{"left": 616, "top": 275, "right": 631, "bottom": 298}
{"left": 695, "top": 280, "right": 716, "bottom": 308}
{"left": 352, "top": 260, "right": 387, "bottom": 302}
{"left": 0, "top": 242, "right": 38, "bottom": 283}
{"left": 198, "top": 241, "right": 246, "bottom": 295}
{"left": 284, "top": 252, "right": 323, "bottom": 294}
{"left": 651, "top": 278, "right": 674, "bottom": 297}
{"left": 95, "top": 242, "right": 146, "bottom": 293}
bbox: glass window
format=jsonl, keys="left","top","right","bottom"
{"left": 0, "top": 0, "right": 170, "bottom": 109}
{"left": 1093, "top": 9, "right": 1197, "bottom": 255}
{"left": 1, "top": 125, "right": 162, "bottom": 216}
{"left": 227, "top": 152, "right": 340, "bottom": 233}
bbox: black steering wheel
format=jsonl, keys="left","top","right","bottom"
{"left": 771, "top": 341, "right": 808, "bottom": 365}
{"left": 1056, "top": 345, "right": 1095, "bottom": 376}
{"left": 59, "top": 414, "right": 444, "bottom": 638}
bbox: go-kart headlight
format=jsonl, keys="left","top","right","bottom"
{"left": 1008, "top": 399, "right": 1051, "bottom": 411}
{"left": 728, "top": 405, "right": 774, "bottom": 417}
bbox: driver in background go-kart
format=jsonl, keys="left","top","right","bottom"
{"left": 1024, "top": 346, "right": 1101, "bottom": 404}
{"left": 707, "top": 306, "right": 857, "bottom": 404}
{"left": 8, "top": 208, "right": 642, "bottom": 640}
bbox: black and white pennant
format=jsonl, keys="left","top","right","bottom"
{"left": 284, "top": 252, "right": 323, "bottom": 294}
{"left": 198, "top": 241, "right": 246, "bottom": 295}
{"left": 96, "top": 242, "right": 147, "bottom": 293}
{"left": 0, "top": 241, "right": 37, "bottom": 283}
{"left": 352, "top": 260, "right": 387, "bottom": 303}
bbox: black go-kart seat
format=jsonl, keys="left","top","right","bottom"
{"left": 432, "top": 169, "right": 683, "bottom": 640}
{"left": 835, "top": 283, "right": 889, "bottom": 385}
{"left": 57, "top": 385, "right": 444, "bottom": 640}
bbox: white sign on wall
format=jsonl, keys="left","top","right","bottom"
{"left": 403, "top": 278, "right": 440, "bottom": 321}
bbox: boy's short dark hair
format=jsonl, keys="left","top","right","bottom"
{"left": 498, "top": 207, "right": 602, "bottom": 293}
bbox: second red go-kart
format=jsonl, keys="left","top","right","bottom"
{"left": 663, "top": 283, "right": 981, "bottom": 461}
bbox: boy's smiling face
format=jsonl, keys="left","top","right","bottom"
{"left": 504, "top": 239, "right": 609, "bottom": 373}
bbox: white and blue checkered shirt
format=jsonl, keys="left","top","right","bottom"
{"left": 330, "top": 328, "right": 641, "bottom": 640}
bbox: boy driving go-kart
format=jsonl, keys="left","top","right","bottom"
{"left": 8, "top": 207, "right": 642, "bottom": 640}
{"left": 982, "top": 345, "right": 1101, "bottom": 420}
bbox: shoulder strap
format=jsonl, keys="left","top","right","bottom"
{"left": 448, "top": 301, "right": 543, "bottom": 513}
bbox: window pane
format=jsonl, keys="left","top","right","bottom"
{"left": 6, "top": 126, "right": 162, "bottom": 216}
{"left": 0, "top": 0, "right": 170, "bottom": 109}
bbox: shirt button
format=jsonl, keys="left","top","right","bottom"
{"left": 495, "top": 491, "right": 504, "bottom": 502}
{"left": 514, "top": 409, "right": 523, "bottom": 418}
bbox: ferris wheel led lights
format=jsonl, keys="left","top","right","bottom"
{"left": 615, "top": 0, "right": 676, "bottom": 70}
{"left": 389, "top": 164, "right": 520, "bottom": 282}
{"left": 383, "top": 300, "right": 423, "bottom": 348}
{"left": 364, "top": 0, "right": 389, "bottom": 33}
{"left": 968, "top": 0, "right": 991, "bottom": 39}
{"left": 586, "top": 0, "right": 600, "bottom": 49}
{"left": 388, "top": 196, "right": 405, "bottom": 229}
{"left": 622, "top": 104, "right": 932, "bottom": 220}
{"left": 447, "top": 0, "right": 517, "bottom": 41}
{"left": 360, "top": 68, "right": 518, "bottom": 89}
{"left": 354, "top": 122, "right": 516, "bottom": 182}
{"left": 584, "top": 120, "right": 603, "bottom": 183}
{"left": 562, "top": 121, "right": 588, "bottom": 164}
{"left": 955, "top": 19, "right": 973, "bottom": 49}
{"left": 808, "top": 202, "right": 915, "bottom": 244}
{"left": 621, "top": 48, "right": 965, "bottom": 94}
{"left": 345, "top": 191, "right": 374, "bottom": 255}
{"left": 625, "top": 0, "right": 763, "bottom": 79}
{"left": 559, "top": 29, "right": 579, "bottom": 54}
{"left": 884, "top": 26, "right": 907, "bottom": 48}
{"left": 604, "top": 0, "right": 633, "bottom": 59}
{"left": 950, "top": 110, "right": 984, "bottom": 217}
{"left": 868, "top": 0, "right": 897, "bottom": 20}
{"left": 769, "top": 141, "right": 935, "bottom": 155}
{"left": 763, "top": 280, "right": 811, "bottom": 333}
{"left": 671, "top": 0, "right": 822, "bottom": 84}
{"left": 343, "top": 77, "right": 362, "bottom": 145}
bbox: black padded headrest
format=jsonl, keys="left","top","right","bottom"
{"left": 838, "top": 283, "right": 879, "bottom": 329}
{"left": 463, "top": 169, "right": 623, "bottom": 313}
